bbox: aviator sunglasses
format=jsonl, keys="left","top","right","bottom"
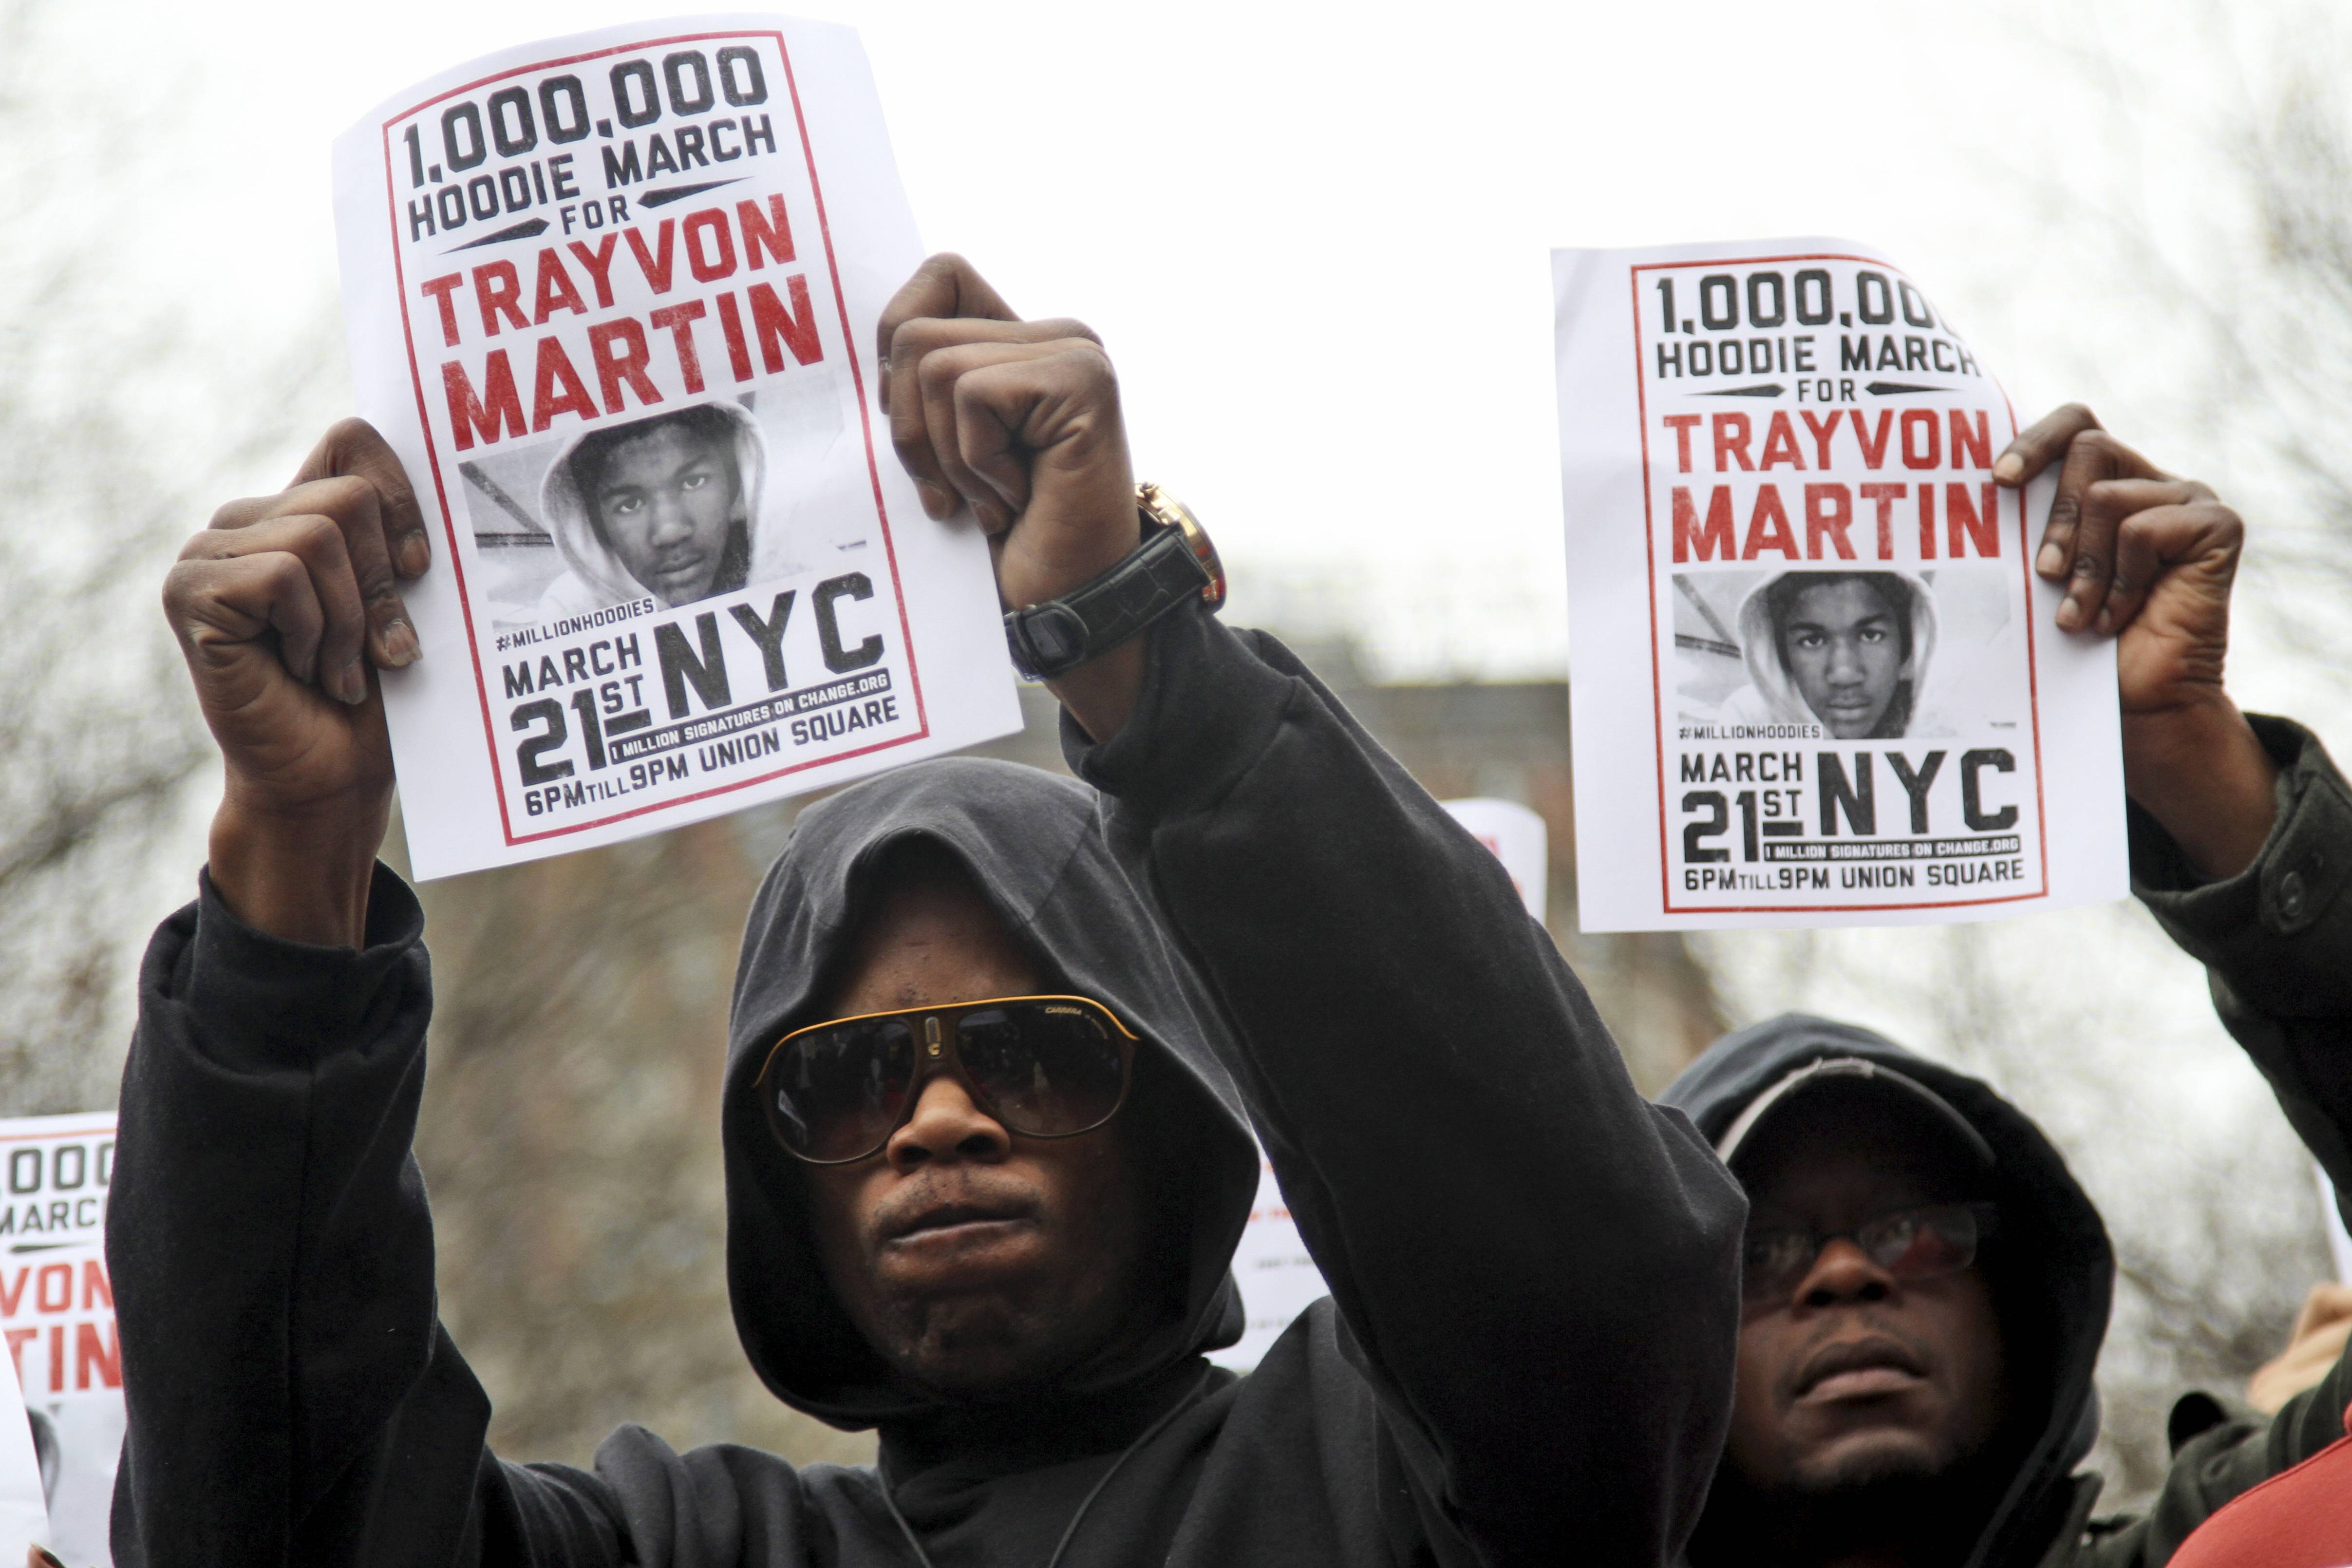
{"left": 753, "top": 995, "right": 1138, "bottom": 1165}
{"left": 1741, "top": 1201, "right": 1998, "bottom": 1304}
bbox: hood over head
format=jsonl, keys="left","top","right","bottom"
{"left": 538, "top": 397, "right": 769, "bottom": 611}
{"left": 1661, "top": 1013, "right": 2111, "bottom": 1568}
{"left": 722, "top": 757, "right": 1261, "bottom": 1431}
{"left": 1732, "top": 569, "right": 1938, "bottom": 737}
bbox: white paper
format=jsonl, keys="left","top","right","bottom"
{"left": 0, "top": 1343, "right": 46, "bottom": 1563}
{"left": 0, "top": 1113, "right": 120, "bottom": 1565}
{"left": 1552, "top": 238, "right": 2127, "bottom": 930}
{"left": 333, "top": 17, "right": 1021, "bottom": 879}
{"left": 1442, "top": 797, "right": 1548, "bottom": 921}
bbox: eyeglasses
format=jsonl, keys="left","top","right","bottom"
{"left": 753, "top": 995, "right": 1137, "bottom": 1165}
{"left": 1741, "top": 1202, "right": 1997, "bottom": 1303}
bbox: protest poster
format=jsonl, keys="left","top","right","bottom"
{"left": 1551, "top": 239, "right": 2127, "bottom": 931}
{"left": 0, "top": 1113, "right": 119, "bottom": 1566}
{"left": 1213, "top": 803, "right": 1542, "bottom": 1369}
{"left": 332, "top": 17, "right": 1021, "bottom": 879}
{"left": 0, "top": 1331, "right": 47, "bottom": 1564}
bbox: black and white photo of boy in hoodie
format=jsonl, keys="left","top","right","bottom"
{"left": 123, "top": 254, "right": 1745, "bottom": 1568}
{"left": 1712, "top": 569, "right": 1940, "bottom": 739}
{"left": 537, "top": 399, "right": 767, "bottom": 618}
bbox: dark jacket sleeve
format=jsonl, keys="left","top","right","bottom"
{"left": 2077, "top": 715, "right": 2352, "bottom": 1564}
{"left": 2134, "top": 715, "right": 2352, "bottom": 1199}
{"left": 1066, "top": 608, "right": 1747, "bottom": 1568}
{"left": 109, "top": 868, "right": 629, "bottom": 1567}
{"left": 2080, "top": 1338, "right": 2352, "bottom": 1567}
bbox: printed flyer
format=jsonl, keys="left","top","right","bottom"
{"left": 0, "top": 1113, "right": 119, "bottom": 1566}
{"left": 333, "top": 17, "right": 1021, "bottom": 878}
{"left": 1552, "top": 239, "right": 2126, "bottom": 930}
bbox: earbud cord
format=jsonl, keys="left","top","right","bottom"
{"left": 880, "top": 1364, "right": 1215, "bottom": 1568}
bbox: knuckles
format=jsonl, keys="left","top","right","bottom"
{"left": 206, "top": 495, "right": 266, "bottom": 533}
{"left": 2070, "top": 428, "right": 2125, "bottom": 464}
{"left": 320, "top": 415, "right": 380, "bottom": 451}
{"left": 302, "top": 473, "right": 379, "bottom": 522}
{"left": 1030, "top": 317, "right": 1104, "bottom": 348}
{"left": 1059, "top": 337, "right": 1117, "bottom": 388}
{"left": 159, "top": 559, "right": 208, "bottom": 619}
{"left": 287, "top": 511, "right": 349, "bottom": 563}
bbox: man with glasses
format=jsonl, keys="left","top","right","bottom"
{"left": 1664, "top": 406, "right": 2352, "bottom": 1566}
{"left": 109, "top": 253, "right": 1745, "bottom": 1566}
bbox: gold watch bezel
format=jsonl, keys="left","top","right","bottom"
{"left": 1136, "top": 482, "right": 1226, "bottom": 610}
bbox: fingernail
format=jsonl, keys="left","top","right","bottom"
{"left": 33, "top": 1547, "right": 62, "bottom": 1568}
{"left": 1993, "top": 454, "right": 2024, "bottom": 485}
{"left": 2037, "top": 543, "right": 2066, "bottom": 576}
{"left": 917, "top": 480, "right": 955, "bottom": 519}
{"left": 340, "top": 658, "right": 369, "bottom": 705}
{"left": 2056, "top": 598, "right": 2082, "bottom": 631}
{"left": 382, "top": 619, "right": 420, "bottom": 668}
{"left": 398, "top": 532, "right": 431, "bottom": 576}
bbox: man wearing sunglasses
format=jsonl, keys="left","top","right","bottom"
{"left": 112, "top": 251, "right": 1746, "bottom": 1567}
{"left": 1662, "top": 409, "right": 2352, "bottom": 1567}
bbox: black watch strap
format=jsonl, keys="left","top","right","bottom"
{"left": 1004, "top": 487, "right": 1223, "bottom": 680}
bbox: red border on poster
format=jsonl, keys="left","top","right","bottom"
{"left": 376, "top": 29, "right": 931, "bottom": 847}
{"left": 1628, "top": 252, "right": 2051, "bottom": 915}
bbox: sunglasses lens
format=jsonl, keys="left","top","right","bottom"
{"left": 956, "top": 1002, "right": 1128, "bottom": 1137}
{"left": 766, "top": 1018, "right": 917, "bottom": 1161}
{"left": 1867, "top": 1206, "right": 1979, "bottom": 1280}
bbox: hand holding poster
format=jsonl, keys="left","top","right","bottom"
{"left": 1552, "top": 240, "right": 2126, "bottom": 930}
{"left": 332, "top": 17, "right": 1021, "bottom": 878}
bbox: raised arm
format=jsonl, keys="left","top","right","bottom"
{"left": 877, "top": 255, "right": 1745, "bottom": 1568}
{"left": 1995, "top": 410, "right": 2352, "bottom": 1554}
{"left": 114, "top": 426, "right": 623, "bottom": 1563}
{"left": 1990, "top": 407, "right": 2352, "bottom": 1167}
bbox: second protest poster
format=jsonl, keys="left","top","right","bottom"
{"left": 1554, "top": 239, "right": 2126, "bottom": 930}
{"left": 333, "top": 18, "right": 1021, "bottom": 879}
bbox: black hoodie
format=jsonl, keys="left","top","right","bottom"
{"left": 1659, "top": 1015, "right": 2113, "bottom": 1568}
{"left": 1659, "top": 716, "right": 2352, "bottom": 1568}
{"left": 109, "top": 604, "right": 1745, "bottom": 1567}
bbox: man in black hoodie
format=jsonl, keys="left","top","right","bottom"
{"left": 1664, "top": 405, "right": 2352, "bottom": 1565}
{"left": 113, "top": 253, "right": 1744, "bottom": 1565}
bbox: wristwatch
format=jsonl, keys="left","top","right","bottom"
{"left": 1003, "top": 483, "right": 1226, "bottom": 680}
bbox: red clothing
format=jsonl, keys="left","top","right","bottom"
{"left": 2169, "top": 1399, "right": 2352, "bottom": 1568}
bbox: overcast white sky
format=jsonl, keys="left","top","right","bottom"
{"left": 54, "top": 0, "right": 2235, "bottom": 678}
